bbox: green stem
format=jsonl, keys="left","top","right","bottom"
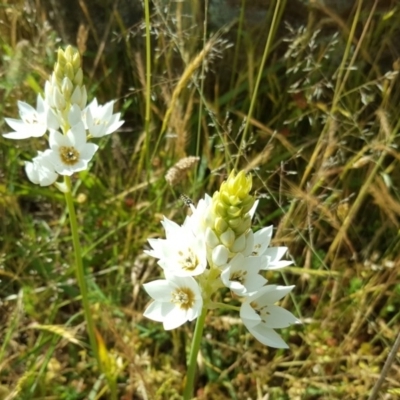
{"left": 183, "top": 307, "right": 207, "bottom": 400}
{"left": 140, "top": 0, "right": 152, "bottom": 180}
{"left": 64, "top": 176, "right": 98, "bottom": 364}
{"left": 236, "top": 0, "right": 285, "bottom": 170}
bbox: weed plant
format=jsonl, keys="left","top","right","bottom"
{"left": 1, "top": 0, "right": 400, "bottom": 399}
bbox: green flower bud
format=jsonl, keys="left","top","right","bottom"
{"left": 65, "top": 45, "right": 74, "bottom": 62}
{"left": 65, "top": 63, "right": 74, "bottom": 81}
{"left": 235, "top": 215, "right": 251, "bottom": 236}
{"left": 213, "top": 201, "right": 227, "bottom": 218}
{"left": 72, "top": 53, "right": 81, "bottom": 70}
{"left": 74, "top": 68, "right": 83, "bottom": 86}
{"left": 226, "top": 170, "right": 252, "bottom": 199}
{"left": 227, "top": 205, "right": 241, "bottom": 218}
{"left": 61, "top": 77, "right": 73, "bottom": 99}
{"left": 214, "top": 217, "right": 228, "bottom": 235}
{"left": 207, "top": 170, "right": 256, "bottom": 258}
{"left": 57, "top": 48, "right": 66, "bottom": 66}
{"left": 242, "top": 196, "right": 255, "bottom": 214}
{"left": 220, "top": 228, "right": 235, "bottom": 247}
{"left": 55, "top": 63, "right": 64, "bottom": 83}
{"left": 44, "top": 45, "right": 87, "bottom": 130}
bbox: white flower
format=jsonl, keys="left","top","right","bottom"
{"left": 145, "top": 216, "right": 207, "bottom": 277}
{"left": 25, "top": 151, "right": 58, "bottom": 186}
{"left": 249, "top": 226, "right": 292, "bottom": 269}
{"left": 221, "top": 254, "right": 267, "bottom": 295}
{"left": 4, "top": 94, "right": 59, "bottom": 139}
{"left": 45, "top": 122, "right": 98, "bottom": 176}
{"left": 240, "top": 285, "right": 300, "bottom": 348}
{"left": 143, "top": 274, "right": 203, "bottom": 330}
{"left": 250, "top": 226, "right": 271, "bottom": 254}
{"left": 187, "top": 194, "right": 213, "bottom": 237}
{"left": 261, "top": 247, "right": 292, "bottom": 269}
{"left": 83, "top": 98, "right": 124, "bottom": 138}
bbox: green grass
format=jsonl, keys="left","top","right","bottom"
{"left": 1, "top": 0, "right": 400, "bottom": 399}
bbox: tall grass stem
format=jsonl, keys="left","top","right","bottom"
{"left": 140, "top": 0, "right": 152, "bottom": 180}
{"left": 236, "top": 0, "right": 285, "bottom": 170}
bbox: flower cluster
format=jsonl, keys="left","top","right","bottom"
{"left": 144, "top": 171, "right": 300, "bottom": 348}
{"left": 3, "top": 46, "right": 124, "bottom": 187}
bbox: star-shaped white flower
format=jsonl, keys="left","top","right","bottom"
{"left": 221, "top": 253, "right": 268, "bottom": 295}
{"left": 145, "top": 216, "right": 207, "bottom": 277}
{"left": 4, "top": 94, "right": 59, "bottom": 139}
{"left": 143, "top": 274, "right": 203, "bottom": 330}
{"left": 240, "top": 285, "right": 300, "bottom": 348}
{"left": 186, "top": 194, "right": 213, "bottom": 237}
{"left": 46, "top": 122, "right": 98, "bottom": 176}
{"left": 83, "top": 98, "right": 124, "bottom": 138}
{"left": 25, "top": 151, "right": 58, "bottom": 186}
{"left": 248, "top": 226, "right": 292, "bottom": 269}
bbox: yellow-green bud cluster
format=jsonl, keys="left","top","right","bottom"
{"left": 211, "top": 170, "right": 255, "bottom": 249}
{"left": 44, "top": 46, "right": 87, "bottom": 128}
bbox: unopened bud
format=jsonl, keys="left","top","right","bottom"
{"left": 54, "top": 86, "right": 66, "bottom": 110}
{"left": 220, "top": 228, "right": 235, "bottom": 247}
{"left": 65, "top": 45, "right": 74, "bottom": 62}
{"left": 80, "top": 87, "right": 87, "bottom": 109}
{"left": 71, "top": 86, "right": 82, "bottom": 106}
{"left": 72, "top": 53, "right": 81, "bottom": 70}
{"left": 215, "top": 217, "right": 228, "bottom": 235}
{"left": 74, "top": 68, "right": 83, "bottom": 86}
{"left": 61, "top": 77, "right": 73, "bottom": 99}
{"left": 65, "top": 63, "right": 74, "bottom": 81}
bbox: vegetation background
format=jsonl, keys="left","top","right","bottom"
{"left": 1, "top": 0, "right": 400, "bottom": 399}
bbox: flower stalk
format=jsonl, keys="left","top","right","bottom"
{"left": 64, "top": 176, "right": 99, "bottom": 363}
{"left": 183, "top": 307, "right": 207, "bottom": 400}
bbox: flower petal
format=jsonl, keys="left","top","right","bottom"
{"left": 247, "top": 324, "right": 289, "bottom": 349}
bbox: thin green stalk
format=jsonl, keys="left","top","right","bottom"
{"left": 228, "top": 0, "right": 247, "bottom": 104}
{"left": 236, "top": 0, "right": 285, "bottom": 170}
{"left": 64, "top": 176, "right": 98, "bottom": 364}
{"left": 108, "top": 376, "right": 117, "bottom": 400}
{"left": 183, "top": 307, "right": 207, "bottom": 400}
{"left": 195, "top": 0, "right": 208, "bottom": 183}
{"left": 137, "top": 0, "right": 152, "bottom": 180}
